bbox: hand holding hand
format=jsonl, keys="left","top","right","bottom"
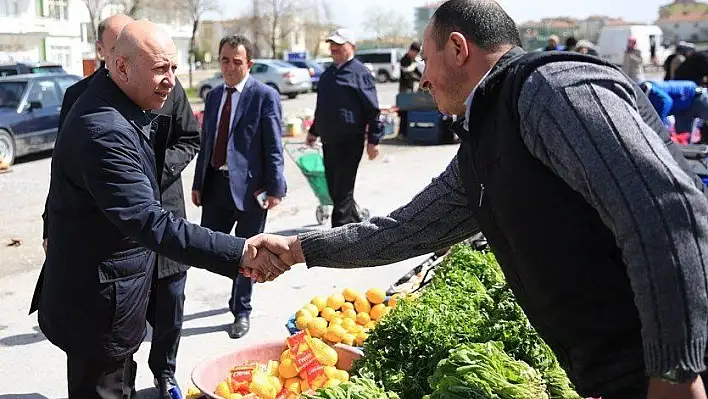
{"left": 240, "top": 238, "right": 292, "bottom": 283}
{"left": 243, "top": 234, "right": 305, "bottom": 273}
{"left": 367, "top": 143, "right": 380, "bottom": 160}
{"left": 306, "top": 133, "right": 318, "bottom": 146}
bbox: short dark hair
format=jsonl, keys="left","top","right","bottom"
{"left": 410, "top": 41, "right": 421, "bottom": 52}
{"left": 430, "top": 0, "right": 521, "bottom": 51}
{"left": 97, "top": 19, "right": 109, "bottom": 42}
{"left": 565, "top": 36, "right": 578, "bottom": 48}
{"left": 218, "top": 35, "right": 254, "bottom": 61}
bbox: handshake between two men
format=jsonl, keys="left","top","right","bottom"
{"left": 240, "top": 234, "right": 306, "bottom": 283}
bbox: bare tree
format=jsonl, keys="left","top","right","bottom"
{"left": 302, "top": 0, "right": 332, "bottom": 57}
{"left": 179, "top": 0, "right": 216, "bottom": 88}
{"left": 253, "top": 0, "right": 303, "bottom": 58}
{"left": 81, "top": 0, "right": 111, "bottom": 70}
{"left": 363, "top": 8, "right": 413, "bottom": 45}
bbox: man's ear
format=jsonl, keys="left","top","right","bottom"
{"left": 114, "top": 57, "right": 129, "bottom": 82}
{"left": 449, "top": 32, "right": 469, "bottom": 67}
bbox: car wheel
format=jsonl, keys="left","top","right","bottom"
{"left": 376, "top": 71, "right": 390, "bottom": 83}
{"left": 199, "top": 86, "right": 211, "bottom": 100}
{"left": 266, "top": 83, "right": 280, "bottom": 93}
{"left": 287, "top": 93, "right": 298, "bottom": 99}
{"left": 0, "top": 129, "right": 16, "bottom": 166}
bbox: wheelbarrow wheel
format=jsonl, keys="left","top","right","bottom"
{"left": 316, "top": 205, "right": 328, "bottom": 225}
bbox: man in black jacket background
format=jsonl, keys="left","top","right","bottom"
{"left": 37, "top": 14, "right": 201, "bottom": 398}
{"left": 306, "top": 28, "right": 382, "bottom": 227}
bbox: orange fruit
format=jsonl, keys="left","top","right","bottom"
{"left": 342, "top": 288, "right": 362, "bottom": 302}
{"left": 327, "top": 293, "right": 345, "bottom": 310}
{"left": 311, "top": 296, "right": 327, "bottom": 312}
{"left": 341, "top": 302, "right": 355, "bottom": 312}
{"left": 366, "top": 288, "right": 386, "bottom": 304}
{"left": 356, "top": 312, "right": 371, "bottom": 326}
{"left": 370, "top": 304, "right": 389, "bottom": 320}
{"left": 354, "top": 297, "right": 371, "bottom": 313}
{"left": 321, "top": 307, "right": 337, "bottom": 321}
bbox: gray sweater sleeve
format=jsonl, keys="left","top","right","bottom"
{"left": 519, "top": 62, "right": 708, "bottom": 376}
{"left": 299, "top": 156, "right": 480, "bottom": 268}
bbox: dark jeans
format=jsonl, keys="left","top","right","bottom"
{"left": 146, "top": 271, "right": 187, "bottom": 380}
{"left": 67, "top": 355, "right": 137, "bottom": 399}
{"left": 323, "top": 137, "right": 365, "bottom": 228}
{"left": 200, "top": 169, "right": 267, "bottom": 318}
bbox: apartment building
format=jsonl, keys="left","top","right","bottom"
{"left": 0, "top": 0, "right": 84, "bottom": 75}
{"left": 656, "top": 0, "right": 708, "bottom": 42}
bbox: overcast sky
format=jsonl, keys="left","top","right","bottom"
{"left": 204, "top": 0, "right": 670, "bottom": 37}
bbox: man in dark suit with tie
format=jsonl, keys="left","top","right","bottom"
{"left": 192, "top": 35, "right": 286, "bottom": 339}
{"left": 36, "top": 14, "right": 201, "bottom": 397}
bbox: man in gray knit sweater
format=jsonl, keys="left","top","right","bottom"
{"left": 244, "top": 1, "right": 708, "bottom": 398}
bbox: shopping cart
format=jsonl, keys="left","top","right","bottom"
{"left": 284, "top": 141, "right": 370, "bottom": 225}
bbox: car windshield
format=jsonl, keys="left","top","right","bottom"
{"left": 31, "top": 66, "right": 64, "bottom": 74}
{"left": 0, "top": 81, "right": 26, "bottom": 108}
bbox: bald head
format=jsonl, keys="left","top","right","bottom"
{"left": 96, "top": 14, "right": 133, "bottom": 66}
{"left": 112, "top": 20, "right": 178, "bottom": 111}
{"left": 114, "top": 20, "right": 176, "bottom": 61}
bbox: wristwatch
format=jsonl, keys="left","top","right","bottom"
{"left": 660, "top": 367, "right": 699, "bottom": 385}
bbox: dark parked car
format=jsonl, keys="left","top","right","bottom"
{"left": 286, "top": 59, "right": 324, "bottom": 91}
{"left": 0, "top": 73, "right": 80, "bottom": 165}
{"left": 0, "top": 62, "right": 66, "bottom": 77}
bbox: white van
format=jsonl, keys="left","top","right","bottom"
{"left": 596, "top": 25, "right": 667, "bottom": 66}
{"left": 355, "top": 48, "right": 406, "bottom": 83}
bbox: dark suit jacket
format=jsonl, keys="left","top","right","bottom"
{"left": 192, "top": 77, "right": 286, "bottom": 212}
{"left": 35, "top": 72, "right": 242, "bottom": 360}
{"left": 48, "top": 68, "right": 201, "bottom": 278}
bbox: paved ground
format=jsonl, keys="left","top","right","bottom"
{"left": 0, "top": 82, "right": 458, "bottom": 398}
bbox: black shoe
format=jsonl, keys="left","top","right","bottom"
{"left": 156, "top": 375, "right": 183, "bottom": 399}
{"left": 229, "top": 316, "right": 250, "bottom": 339}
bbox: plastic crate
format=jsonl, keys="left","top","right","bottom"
{"left": 407, "top": 110, "right": 443, "bottom": 145}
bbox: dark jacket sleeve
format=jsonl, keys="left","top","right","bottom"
{"left": 357, "top": 70, "right": 383, "bottom": 144}
{"left": 261, "top": 88, "right": 287, "bottom": 197}
{"left": 162, "top": 79, "right": 200, "bottom": 188}
{"left": 44, "top": 83, "right": 84, "bottom": 239}
{"left": 81, "top": 125, "right": 243, "bottom": 279}
{"left": 192, "top": 90, "right": 211, "bottom": 191}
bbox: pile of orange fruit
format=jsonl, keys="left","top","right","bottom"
{"left": 210, "top": 333, "right": 350, "bottom": 399}
{"left": 293, "top": 288, "right": 400, "bottom": 346}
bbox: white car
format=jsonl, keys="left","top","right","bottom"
{"left": 313, "top": 57, "right": 376, "bottom": 78}
{"left": 197, "top": 59, "right": 312, "bottom": 100}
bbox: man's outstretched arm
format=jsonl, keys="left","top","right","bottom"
{"left": 250, "top": 156, "right": 480, "bottom": 269}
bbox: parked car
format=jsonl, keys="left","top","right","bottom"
{"left": 354, "top": 48, "right": 406, "bottom": 83}
{"left": 197, "top": 72, "right": 222, "bottom": 100}
{"left": 286, "top": 59, "right": 324, "bottom": 91}
{"left": 313, "top": 57, "right": 377, "bottom": 79}
{"left": 196, "top": 59, "right": 312, "bottom": 100}
{"left": 0, "top": 73, "right": 80, "bottom": 165}
{"left": 251, "top": 59, "right": 311, "bottom": 98}
{"left": 0, "top": 62, "right": 66, "bottom": 77}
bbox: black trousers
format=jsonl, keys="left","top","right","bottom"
{"left": 146, "top": 270, "right": 187, "bottom": 380}
{"left": 323, "top": 137, "right": 365, "bottom": 228}
{"left": 200, "top": 168, "right": 267, "bottom": 318}
{"left": 67, "top": 355, "right": 137, "bottom": 398}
